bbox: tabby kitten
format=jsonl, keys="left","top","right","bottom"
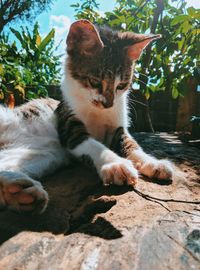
{"left": 0, "top": 20, "right": 173, "bottom": 213}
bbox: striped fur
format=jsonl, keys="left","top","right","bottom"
{"left": 55, "top": 101, "right": 89, "bottom": 149}
{"left": 0, "top": 20, "right": 174, "bottom": 213}
{"left": 16, "top": 97, "right": 59, "bottom": 120}
{"left": 110, "top": 127, "right": 140, "bottom": 157}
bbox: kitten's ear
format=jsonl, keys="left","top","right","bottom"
{"left": 126, "top": 34, "right": 162, "bottom": 61}
{"left": 67, "top": 20, "right": 104, "bottom": 56}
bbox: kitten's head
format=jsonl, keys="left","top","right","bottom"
{"left": 66, "top": 20, "right": 161, "bottom": 109}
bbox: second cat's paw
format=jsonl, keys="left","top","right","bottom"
{"left": 0, "top": 171, "right": 48, "bottom": 214}
{"left": 137, "top": 159, "right": 173, "bottom": 180}
{"left": 100, "top": 159, "right": 138, "bottom": 186}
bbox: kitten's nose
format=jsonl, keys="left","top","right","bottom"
{"left": 102, "top": 92, "right": 114, "bottom": 108}
{"left": 102, "top": 99, "right": 113, "bottom": 108}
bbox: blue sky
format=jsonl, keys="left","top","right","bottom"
{"left": 37, "top": 0, "right": 115, "bottom": 31}
{"left": 5, "top": 0, "right": 200, "bottom": 55}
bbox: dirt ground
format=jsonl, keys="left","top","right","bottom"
{"left": 0, "top": 133, "right": 199, "bottom": 270}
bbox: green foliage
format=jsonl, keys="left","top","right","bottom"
{"left": 0, "top": 22, "right": 61, "bottom": 103}
{"left": 71, "top": 0, "right": 100, "bottom": 22}
{"left": 71, "top": 0, "right": 200, "bottom": 99}
{"left": 0, "top": 0, "right": 54, "bottom": 33}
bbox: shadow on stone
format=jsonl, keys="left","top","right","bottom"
{"left": 0, "top": 133, "right": 199, "bottom": 245}
{"left": 141, "top": 175, "right": 173, "bottom": 186}
{"left": 0, "top": 164, "right": 129, "bottom": 244}
{"left": 71, "top": 216, "right": 123, "bottom": 239}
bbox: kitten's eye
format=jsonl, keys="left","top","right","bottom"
{"left": 117, "top": 82, "right": 129, "bottom": 91}
{"left": 88, "top": 78, "right": 101, "bottom": 89}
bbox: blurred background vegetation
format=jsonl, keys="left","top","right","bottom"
{"left": 0, "top": 0, "right": 199, "bottom": 133}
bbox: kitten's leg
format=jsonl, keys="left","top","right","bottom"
{"left": 71, "top": 138, "right": 138, "bottom": 186}
{"left": 0, "top": 146, "right": 66, "bottom": 213}
{"left": 56, "top": 114, "right": 138, "bottom": 186}
{"left": 110, "top": 127, "right": 173, "bottom": 180}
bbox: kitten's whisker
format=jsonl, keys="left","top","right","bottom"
{"left": 130, "top": 83, "right": 153, "bottom": 98}
{"left": 129, "top": 105, "right": 137, "bottom": 120}
{"left": 107, "top": 69, "right": 114, "bottom": 76}
{"left": 134, "top": 78, "right": 148, "bottom": 86}
{"left": 135, "top": 71, "right": 149, "bottom": 78}
{"left": 128, "top": 100, "right": 137, "bottom": 121}
{"left": 132, "top": 100, "right": 148, "bottom": 107}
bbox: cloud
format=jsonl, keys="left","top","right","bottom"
{"left": 50, "top": 15, "right": 72, "bottom": 56}
{"left": 186, "top": 0, "right": 200, "bottom": 8}
{"left": 50, "top": 15, "right": 71, "bottom": 28}
{"left": 97, "top": 10, "right": 106, "bottom": 18}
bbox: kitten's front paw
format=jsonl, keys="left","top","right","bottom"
{"left": 137, "top": 159, "right": 173, "bottom": 180}
{"left": 101, "top": 159, "right": 138, "bottom": 186}
{"left": 0, "top": 171, "right": 48, "bottom": 213}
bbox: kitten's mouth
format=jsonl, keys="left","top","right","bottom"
{"left": 92, "top": 100, "right": 105, "bottom": 109}
{"left": 92, "top": 100, "right": 113, "bottom": 109}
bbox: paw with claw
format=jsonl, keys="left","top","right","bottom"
{"left": 136, "top": 159, "right": 173, "bottom": 180}
{"left": 101, "top": 158, "right": 138, "bottom": 186}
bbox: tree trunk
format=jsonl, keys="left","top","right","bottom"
{"left": 139, "top": 0, "right": 164, "bottom": 132}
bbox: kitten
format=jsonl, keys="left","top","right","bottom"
{"left": 0, "top": 20, "right": 173, "bottom": 213}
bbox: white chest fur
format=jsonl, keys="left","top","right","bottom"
{"left": 78, "top": 105, "right": 120, "bottom": 141}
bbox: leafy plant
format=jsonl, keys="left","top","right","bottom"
{"left": 71, "top": 0, "right": 100, "bottom": 21}
{"left": 0, "top": 22, "right": 61, "bottom": 104}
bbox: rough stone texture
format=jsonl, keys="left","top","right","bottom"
{"left": 0, "top": 133, "right": 199, "bottom": 270}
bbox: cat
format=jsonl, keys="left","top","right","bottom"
{"left": 0, "top": 20, "right": 173, "bottom": 214}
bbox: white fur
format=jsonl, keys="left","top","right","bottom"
{"left": 89, "top": 89, "right": 106, "bottom": 104}
{"left": 0, "top": 101, "right": 65, "bottom": 211}
{"left": 61, "top": 66, "right": 129, "bottom": 141}
{"left": 0, "top": 103, "right": 67, "bottom": 179}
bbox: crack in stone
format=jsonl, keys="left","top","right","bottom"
{"left": 166, "top": 233, "right": 200, "bottom": 263}
{"left": 132, "top": 187, "right": 200, "bottom": 205}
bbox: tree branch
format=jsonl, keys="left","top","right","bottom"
{"left": 0, "top": 0, "right": 54, "bottom": 33}
{"left": 132, "top": 0, "right": 151, "bottom": 17}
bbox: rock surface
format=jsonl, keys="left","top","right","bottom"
{"left": 0, "top": 133, "right": 199, "bottom": 270}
